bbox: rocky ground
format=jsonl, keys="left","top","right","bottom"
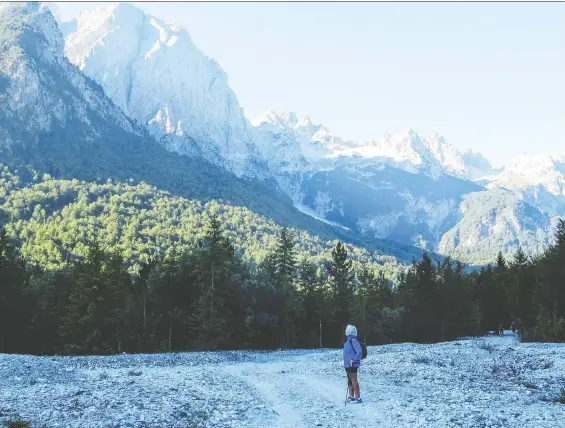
{"left": 1, "top": 332, "right": 564, "bottom": 427}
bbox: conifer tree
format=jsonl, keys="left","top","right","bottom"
{"left": 59, "top": 244, "right": 127, "bottom": 354}
{"left": 509, "top": 247, "right": 536, "bottom": 327}
{"left": 297, "top": 258, "right": 325, "bottom": 347}
{"left": 327, "top": 241, "right": 354, "bottom": 346}
{"left": 0, "top": 227, "right": 31, "bottom": 353}
{"left": 356, "top": 266, "right": 393, "bottom": 344}
{"left": 272, "top": 227, "right": 298, "bottom": 348}
{"left": 534, "top": 219, "right": 565, "bottom": 340}
{"left": 194, "top": 214, "right": 238, "bottom": 349}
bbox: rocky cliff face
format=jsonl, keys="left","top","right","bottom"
{"left": 62, "top": 3, "right": 268, "bottom": 179}
{"left": 0, "top": 2, "right": 138, "bottom": 152}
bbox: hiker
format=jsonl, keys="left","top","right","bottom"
{"left": 511, "top": 321, "right": 517, "bottom": 335}
{"left": 499, "top": 323, "right": 504, "bottom": 336}
{"left": 343, "top": 324, "right": 363, "bottom": 403}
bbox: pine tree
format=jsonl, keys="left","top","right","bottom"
{"left": 356, "top": 266, "right": 394, "bottom": 344}
{"left": 271, "top": 227, "right": 298, "bottom": 348}
{"left": 297, "top": 258, "right": 325, "bottom": 347}
{"left": 493, "top": 251, "right": 511, "bottom": 327}
{"left": 127, "top": 260, "right": 153, "bottom": 352}
{"left": 59, "top": 244, "right": 127, "bottom": 354}
{"left": 436, "top": 258, "right": 474, "bottom": 340}
{"left": 327, "top": 241, "right": 354, "bottom": 346}
{"left": 534, "top": 219, "right": 565, "bottom": 340}
{"left": 32, "top": 269, "right": 73, "bottom": 354}
{"left": 510, "top": 247, "right": 536, "bottom": 328}
{"left": 0, "top": 227, "right": 32, "bottom": 353}
{"left": 274, "top": 228, "right": 297, "bottom": 292}
{"left": 194, "top": 214, "right": 239, "bottom": 349}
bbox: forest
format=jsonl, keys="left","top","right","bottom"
{"left": 1, "top": 212, "right": 564, "bottom": 356}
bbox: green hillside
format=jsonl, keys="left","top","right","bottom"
{"left": 0, "top": 164, "right": 408, "bottom": 278}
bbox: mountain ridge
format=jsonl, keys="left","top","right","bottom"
{"left": 2, "top": 2, "right": 561, "bottom": 266}
{"left": 0, "top": 2, "right": 430, "bottom": 272}
{"left": 58, "top": 3, "right": 564, "bottom": 263}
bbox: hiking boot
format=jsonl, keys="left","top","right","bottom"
{"left": 347, "top": 396, "right": 356, "bottom": 402}
{"left": 355, "top": 398, "right": 363, "bottom": 403}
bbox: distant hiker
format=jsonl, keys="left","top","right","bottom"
{"left": 343, "top": 324, "right": 363, "bottom": 404}
{"left": 498, "top": 323, "right": 504, "bottom": 336}
{"left": 511, "top": 321, "right": 517, "bottom": 335}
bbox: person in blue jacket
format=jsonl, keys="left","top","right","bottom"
{"left": 343, "top": 324, "right": 363, "bottom": 403}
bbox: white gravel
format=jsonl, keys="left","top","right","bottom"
{"left": 1, "top": 332, "right": 564, "bottom": 427}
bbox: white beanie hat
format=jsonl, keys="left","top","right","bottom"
{"left": 345, "top": 324, "right": 357, "bottom": 337}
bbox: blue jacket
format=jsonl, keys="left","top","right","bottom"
{"left": 343, "top": 335, "right": 362, "bottom": 368}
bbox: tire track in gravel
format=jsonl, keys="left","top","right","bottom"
{"left": 222, "top": 354, "right": 385, "bottom": 428}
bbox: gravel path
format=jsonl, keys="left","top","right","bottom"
{"left": 1, "top": 332, "right": 564, "bottom": 427}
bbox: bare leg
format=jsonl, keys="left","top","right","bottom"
{"left": 350, "top": 372, "right": 360, "bottom": 399}
{"left": 347, "top": 372, "right": 354, "bottom": 397}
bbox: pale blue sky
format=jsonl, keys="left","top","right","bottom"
{"left": 55, "top": 2, "right": 564, "bottom": 168}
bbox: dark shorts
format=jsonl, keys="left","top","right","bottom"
{"left": 345, "top": 367, "right": 358, "bottom": 374}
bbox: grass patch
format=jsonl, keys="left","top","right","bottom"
{"left": 491, "top": 363, "right": 519, "bottom": 376}
{"left": 554, "top": 388, "right": 565, "bottom": 404}
{"left": 541, "top": 388, "right": 565, "bottom": 404}
{"left": 523, "top": 382, "right": 538, "bottom": 390}
{"left": 412, "top": 356, "right": 431, "bottom": 364}
{"left": 477, "top": 342, "right": 495, "bottom": 353}
{"left": 2, "top": 420, "right": 32, "bottom": 428}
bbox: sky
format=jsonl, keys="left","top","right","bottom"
{"left": 55, "top": 2, "right": 564, "bottom": 168}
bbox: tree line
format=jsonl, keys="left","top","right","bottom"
{"left": 1, "top": 218, "right": 564, "bottom": 356}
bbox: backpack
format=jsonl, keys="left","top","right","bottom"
{"left": 349, "top": 338, "right": 368, "bottom": 360}
{"left": 360, "top": 341, "right": 368, "bottom": 359}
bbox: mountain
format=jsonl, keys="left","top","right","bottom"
{"left": 61, "top": 3, "right": 268, "bottom": 179}
{"left": 438, "top": 189, "right": 556, "bottom": 265}
{"left": 58, "top": 3, "right": 563, "bottom": 264}
{"left": 462, "top": 150, "right": 498, "bottom": 180}
{"left": 255, "top": 111, "right": 474, "bottom": 179}
{"left": 482, "top": 153, "right": 565, "bottom": 216}
{"left": 5, "top": 2, "right": 559, "bottom": 266}
{"left": 257, "top": 112, "right": 565, "bottom": 261}
{"left": 0, "top": 2, "right": 273, "bottom": 210}
{"left": 0, "top": 2, "right": 425, "bottom": 272}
